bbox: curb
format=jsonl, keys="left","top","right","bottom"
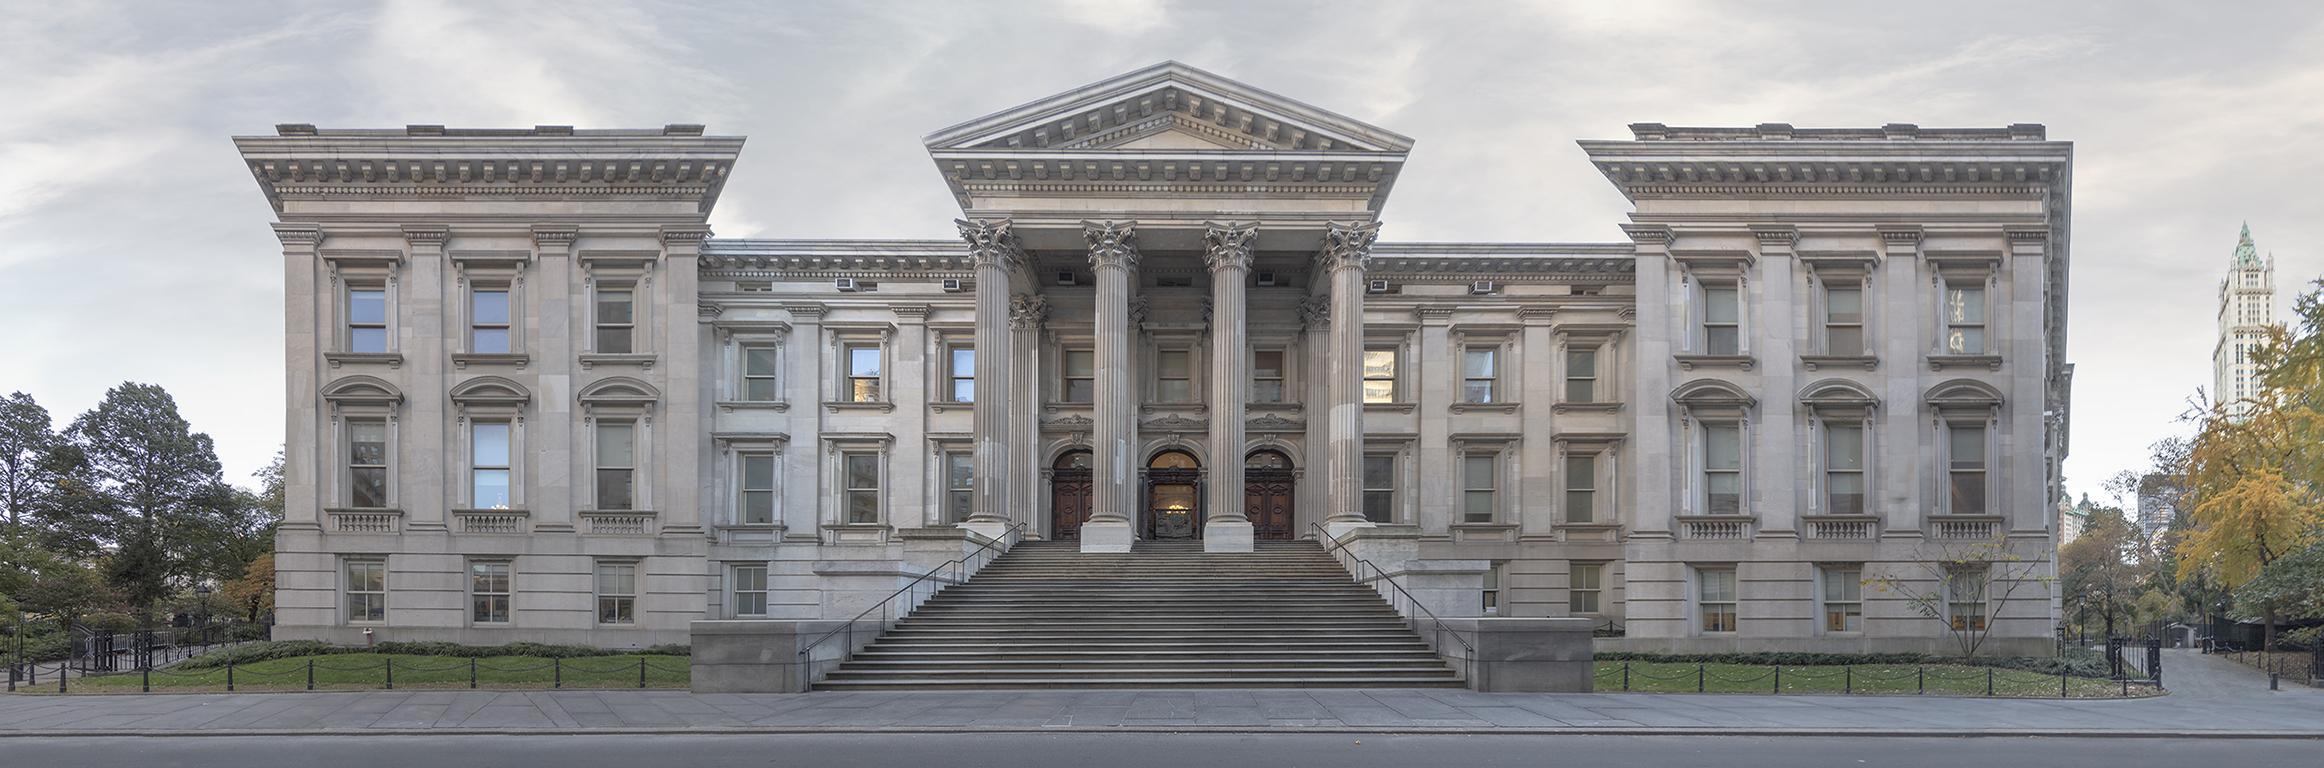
{"left": 2, "top": 726, "right": 2320, "bottom": 739}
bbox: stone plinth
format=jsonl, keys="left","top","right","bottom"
{"left": 1430, "top": 617, "right": 1596, "bottom": 692}
{"left": 690, "top": 619, "right": 858, "bottom": 693}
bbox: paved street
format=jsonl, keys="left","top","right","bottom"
{"left": 1, "top": 733, "right": 2317, "bottom": 768}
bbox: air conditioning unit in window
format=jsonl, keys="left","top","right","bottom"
{"left": 1367, "top": 279, "right": 1392, "bottom": 295}
{"left": 1056, "top": 271, "right": 1077, "bottom": 286}
{"left": 834, "top": 277, "right": 859, "bottom": 292}
{"left": 1255, "top": 270, "right": 1278, "bottom": 287}
{"left": 941, "top": 278, "right": 966, "bottom": 292}
{"left": 1469, "top": 280, "right": 1496, "bottom": 295}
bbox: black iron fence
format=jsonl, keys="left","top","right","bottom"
{"left": 1592, "top": 656, "right": 2161, "bottom": 698}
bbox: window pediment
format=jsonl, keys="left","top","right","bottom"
{"left": 1671, "top": 378, "right": 1757, "bottom": 409}
{"left": 1799, "top": 378, "right": 1880, "bottom": 409}
{"left": 578, "top": 376, "right": 662, "bottom": 407}
{"left": 321, "top": 375, "right": 403, "bottom": 406}
{"left": 450, "top": 375, "right": 531, "bottom": 406}
{"left": 1924, "top": 378, "right": 2004, "bottom": 409}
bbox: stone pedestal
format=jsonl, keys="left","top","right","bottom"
{"left": 1079, "top": 520, "right": 1134, "bottom": 554}
{"left": 1431, "top": 617, "right": 1596, "bottom": 692}
{"left": 691, "top": 619, "right": 854, "bottom": 693}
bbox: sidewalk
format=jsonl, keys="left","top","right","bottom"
{"left": 4, "top": 682, "right": 2322, "bottom": 737}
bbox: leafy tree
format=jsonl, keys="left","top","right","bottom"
{"left": 2234, "top": 540, "right": 2324, "bottom": 627}
{"left": 1872, "top": 536, "right": 2052, "bottom": 658}
{"left": 17, "top": 557, "right": 112, "bottom": 634}
{"left": 61, "top": 383, "right": 232, "bottom": 618}
{"left": 0, "top": 391, "right": 56, "bottom": 528}
{"left": 219, "top": 553, "right": 275, "bottom": 623}
{"left": 2060, "top": 505, "right": 2147, "bottom": 637}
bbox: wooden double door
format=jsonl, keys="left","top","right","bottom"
{"left": 1047, "top": 448, "right": 1296, "bottom": 541}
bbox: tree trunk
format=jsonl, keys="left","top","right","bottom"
{"left": 2264, "top": 608, "right": 2278, "bottom": 653}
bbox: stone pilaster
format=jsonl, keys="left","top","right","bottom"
{"left": 660, "top": 225, "right": 711, "bottom": 535}
{"left": 1876, "top": 226, "right": 1925, "bottom": 539}
{"left": 1319, "top": 221, "right": 1380, "bottom": 539}
{"left": 1009, "top": 295, "right": 1049, "bottom": 538}
{"left": 1750, "top": 225, "right": 1799, "bottom": 539}
{"left": 277, "top": 223, "right": 325, "bottom": 531}
{"left": 530, "top": 225, "right": 578, "bottom": 533}
{"left": 1082, "top": 220, "right": 1140, "bottom": 553}
{"left": 401, "top": 225, "right": 450, "bottom": 532}
{"left": 958, "top": 218, "right": 1022, "bottom": 541}
{"left": 1202, "top": 222, "right": 1258, "bottom": 552}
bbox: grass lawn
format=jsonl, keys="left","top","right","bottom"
{"left": 68, "top": 653, "right": 691, "bottom": 692}
{"left": 1592, "top": 661, "right": 2152, "bottom": 698}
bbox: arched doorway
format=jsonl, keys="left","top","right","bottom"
{"left": 1050, "top": 450, "right": 1093, "bottom": 540}
{"left": 1245, "top": 450, "right": 1296, "bottom": 540}
{"left": 1144, "top": 450, "right": 1201, "bottom": 540}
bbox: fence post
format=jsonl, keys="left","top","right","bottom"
{"left": 143, "top": 665, "right": 150, "bottom": 693}
{"left": 227, "top": 656, "right": 235, "bottom": 692}
{"left": 554, "top": 657, "right": 561, "bottom": 689}
{"left": 1844, "top": 665, "right": 1851, "bottom": 695}
{"left": 1984, "top": 666, "right": 1992, "bottom": 697}
{"left": 1622, "top": 661, "right": 1630, "bottom": 692}
{"left": 2061, "top": 665, "right": 2068, "bottom": 698}
{"left": 1916, "top": 666, "right": 1923, "bottom": 694}
{"left": 638, "top": 657, "right": 647, "bottom": 689}
{"left": 470, "top": 658, "right": 478, "bottom": 689}
{"left": 385, "top": 657, "right": 393, "bottom": 690}
{"left": 59, "top": 664, "right": 66, "bottom": 694}
{"left": 1697, "top": 662, "right": 1705, "bottom": 693}
{"left": 307, "top": 658, "right": 314, "bottom": 691}
{"left": 1773, "top": 665, "right": 1781, "bottom": 694}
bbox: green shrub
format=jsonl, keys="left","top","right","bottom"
{"left": 171, "top": 639, "right": 690, "bottom": 669}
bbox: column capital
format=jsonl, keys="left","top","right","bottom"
{"left": 273, "top": 223, "right": 323, "bottom": 248}
{"left": 1316, "top": 220, "right": 1381, "bottom": 273}
{"left": 1298, "top": 296, "right": 1331, "bottom": 329}
{"left": 531, "top": 225, "right": 578, "bottom": 249}
{"left": 401, "top": 225, "right": 450, "bottom": 247}
{"left": 1009, "top": 294, "right": 1051, "bottom": 329}
{"left": 1083, "top": 220, "right": 1139, "bottom": 271}
{"left": 956, "top": 217, "right": 1024, "bottom": 271}
{"left": 1202, "top": 221, "right": 1257, "bottom": 273}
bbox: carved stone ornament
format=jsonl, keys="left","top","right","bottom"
{"left": 1315, "top": 220, "right": 1381, "bottom": 273}
{"left": 956, "top": 218, "right": 1022, "bottom": 272}
{"left": 1202, "top": 221, "right": 1257, "bottom": 273}
{"left": 1083, "top": 220, "right": 1139, "bottom": 271}
{"left": 1298, "top": 296, "right": 1331, "bottom": 329}
{"left": 1010, "top": 294, "right": 1051, "bottom": 329}
{"left": 1128, "top": 296, "right": 1151, "bottom": 326}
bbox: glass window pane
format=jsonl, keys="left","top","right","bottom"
{"left": 1825, "top": 287, "right": 1861, "bottom": 321}
{"left": 1065, "top": 380, "right": 1094, "bottom": 403}
{"left": 1565, "top": 379, "right": 1594, "bottom": 403}
{"left": 1949, "top": 425, "right": 1985, "bottom": 466}
{"left": 1464, "top": 491, "right": 1495, "bottom": 519}
{"left": 1253, "top": 350, "right": 1283, "bottom": 378}
{"left": 1253, "top": 381, "right": 1284, "bottom": 403}
{"left": 952, "top": 347, "right": 974, "bottom": 378}
{"left": 1363, "top": 456, "right": 1394, "bottom": 488}
{"left": 596, "top": 291, "right": 633, "bottom": 324}
{"left": 349, "top": 289, "right": 385, "bottom": 324}
{"left": 952, "top": 379, "right": 975, "bottom": 402}
{"left": 1825, "top": 425, "right": 1862, "bottom": 470}
{"left": 1946, "top": 286, "right": 1983, "bottom": 323}
{"left": 1951, "top": 474, "right": 1986, "bottom": 514}
{"left": 596, "top": 469, "right": 633, "bottom": 510}
{"left": 845, "top": 454, "right": 879, "bottom": 489}
{"left": 1704, "top": 286, "right": 1738, "bottom": 323}
{"left": 849, "top": 346, "right": 881, "bottom": 377}
{"left": 745, "top": 347, "right": 779, "bottom": 376}
{"left": 1463, "top": 348, "right": 1495, "bottom": 378}
{"left": 1826, "top": 326, "right": 1863, "bottom": 355}
{"left": 472, "top": 469, "right": 510, "bottom": 509}
{"left": 472, "top": 290, "right": 510, "bottom": 325}
{"left": 947, "top": 453, "right": 973, "bottom": 488}
{"left": 1705, "top": 425, "right": 1742, "bottom": 469}
{"left": 351, "top": 468, "right": 387, "bottom": 509}
{"left": 1157, "top": 350, "right": 1189, "bottom": 378}
{"left": 743, "top": 455, "right": 774, "bottom": 488}
{"left": 1158, "top": 380, "right": 1192, "bottom": 401}
{"left": 473, "top": 422, "right": 510, "bottom": 466}
{"left": 597, "top": 423, "right": 634, "bottom": 466}
{"left": 349, "top": 327, "right": 388, "bottom": 354}
{"left": 596, "top": 327, "right": 632, "bottom": 354}
{"left": 1947, "top": 328, "right": 1984, "bottom": 354}
{"left": 1705, "top": 327, "right": 1740, "bottom": 356}
{"left": 1565, "top": 455, "right": 1595, "bottom": 490}
{"left": 743, "top": 491, "right": 773, "bottom": 524}
{"left": 1064, "top": 350, "right": 1095, "bottom": 377}
{"left": 350, "top": 422, "right": 386, "bottom": 463}
{"left": 1464, "top": 456, "right": 1495, "bottom": 489}
{"left": 1363, "top": 349, "right": 1396, "bottom": 380}
{"left": 1362, "top": 491, "right": 1392, "bottom": 522}
{"left": 471, "top": 328, "right": 510, "bottom": 354}
{"left": 747, "top": 378, "right": 781, "bottom": 402}
{"left": 1362, "top": 380, "right": 1396, "bottom": 403}
{"left": 848, "top": 491, "right": 878, "bottom": 522}
{"left": 1567, "top": 348, "right": 1597, "bottom": 377}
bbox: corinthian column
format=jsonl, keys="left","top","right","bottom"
{"left": 1009, "top": 294, "right": 1049, "bottom": 538}
{"left": 958, "top": 218, "right": 1020, "bottom": 541}
{"left": 1203, "top": 222, "right": 1258, "bottom": 553}
{"left": 1082, "top": 220, "right": 1140, "bottom": 553}
{"left": 1320, "top": 221, "right": 1381, "bottom": 539}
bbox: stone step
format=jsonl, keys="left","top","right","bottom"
{"left": 813, "top": 676, "right": 1465, "bottom": 690}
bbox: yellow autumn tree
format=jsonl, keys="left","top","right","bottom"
{"left": 2179, "top": 310, "right": 2324, "bottom": 650}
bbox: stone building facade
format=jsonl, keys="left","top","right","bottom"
{"left": 243, "top": 63, "right": 2070, "bottom": 655}
{"left": 2214, "top": 223, "right": 2276, "bottom": 419}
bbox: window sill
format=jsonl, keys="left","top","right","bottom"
{"left": 1449, "top": 402, "right": 1520, "bottom": 414}
{"left": 1801, "top": 514, "right": 1880, "bottom": 540}
{"left": 1926, "top": 354, "right": 2002, "bottom": 371}
{"left": 822, "top": 523, "right": 893, "bottom": 546}
{"left": 580, "top": 353, "right": 657, "bottom": 369}
{"left": 1552, "top": 402, "right": 1623, "bottom": 414}
{"left": 1450, "top": 522, "right": 1520, "bottom": 543}
{"left": 1928, "top": 514, "right": 2004, "bottom": 540}
{"left": 579, "top": 509, "right": 657, "bottom": 536}
{"left": 1800, "top": 354, "right": 1878, "bottom": 371}
{"left": 1674, "top": 354, "right": 1756, "bottom": 371}
{"left": 451, "top": 508, "right": 531, "bottom": 534}
{"left": 929, "top": 400, "right": 972, "bottom": 414}
{"left": 1363, "top": 401, "right": 1418, "bottom": 414}
{"left": 326, "top": 352, "right": 404, "bottom": 369}
{"left": 716, "top": 400, "right": 791, "bottom": 413}
{"left": 452, "top": 353, "right": 530, "bottom": 369}
{"left": 324, "top": 507, "right": 404, "bottom": 533}
{"left": 1675, "top": 515, "right": 1754, "bottom": 540}
{"left": 823, "top": 400, "right": 896, "bottom": 414}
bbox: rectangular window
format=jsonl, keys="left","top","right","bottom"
{"left": 470, "top": 289, "right": 511, "bottom": 354}
{"left": 1703, "top": 423, "right": 1743, "bottom": 514}
{"left": 1824, "top": 423, "right": 1865, "bottom": 516}
{"left": 1698, "top": 567, "right": 1738, "bottom": 633}
{"left": 595, "top": 561, "right": 637, "bottom": 625}
{"left": 1944, "top": 283, "right": 1985, "bottom": 354}
{"left": 1947, "top": 568, "right": 1987, "bottom": 631}
{"left": 1363, "top": 348, "right": 1397, "bottom": 403}
{"left": 595, "top": 288, "right": 634, "bottom": 354}
{"left": 345, "top": 559, "right": 386, "bottom": 623}
{"left": 1252, "top": 350, "right": 1286, "bottom": 404}
{"left": 1822, "top": 566, "right": 1862, "bottom": 632}
{"left": 738, "top": 453, "right": 775, "bottom": 525}
{"left": 1062, "top": 349, "right": 1095, "bottom": 403}
{"left": 1702, "top": 285, "right": 1740, "bottom": 355}
{"left": 741, "top": 345, "right": 780, "bottom": 401}
{"left": 348, "top": 420, "right": 388, "bottom": 509}
{"left": 943, "top": 451, "right": 974, "bottom": 524}
{"left": 1570, "top": 562, "right": 1602, "bottom": 614}
{"left": 1156, "top": 349, "right": 1192, "bottom": 402}
{"left": 1565, "top": 347, "right": 1598, "bottom": 403}
{"left": 1361, "top": 455, "right": 1395, "bottom": 523}
{"left": 471, "top": 421, "right": 511, "bottom": 510}
{"left": 845, "top": 344, "right": 882, "bottom": 402}
{"left": 348, "top": 287, "right": 387, "bottom": 353}
{"left": 1482, "top": 563, "right": 1502, "bottom": 616}
{"left": 470, "top": 561, "right": 510, "bottom": 624}
{"left": 1823, "top": 285, "right": 1863, "bottom": 355}
{"left": 843, "top": 452, "right": 880, "bottom": 524}
{"left": 1461, "top": 347, "right": 1497, "bottom": 403}
{"left": 731, "top": 564, "right": 768, "bottom": 618}
{"left": 595, "top": 421, "right": 636, "bottom": 511}
{"left": 948, "top": 346, "right": 975, "bottom": 403}
{"left": 1948, "top": 423, "right": 1987, "bottom": 514}
{"left": 1462, "top": 453, "right": 1497, "bottom": 523}
{"left": 1564, "top": 454, "right": 1596, "bottom": 524}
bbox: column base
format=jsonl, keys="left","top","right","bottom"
{"left": 1202, "top": 520, "right": 1254, "bottom": 553}
{"left": 1322, "top": 518, "right": 1376, "bottom": 543}
{"left": 1079, "top": 520, "right": 1135, "bottom": 553}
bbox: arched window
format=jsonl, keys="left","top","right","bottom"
{"left": 1245, "top": 450, "right": 1292, "bottom": 470}
{"left": 1149, "top": 450, "right": 1199, "bottom": 470}
{"left": 1055, "top": 450, "right": 1092, "bottom": 470}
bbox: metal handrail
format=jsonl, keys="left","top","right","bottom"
{"left": 1307, "top": 522, "right": 1477, "bottom": 681}
{"left": 793, "top": 520, "right": 1026, "bottom": 689}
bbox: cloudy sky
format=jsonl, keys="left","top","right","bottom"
{"left": 3, "top": 0, "right": 2319, "bottom": 501}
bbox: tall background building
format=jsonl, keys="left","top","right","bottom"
{"left": 2213, "top": 224, "right": 2276, "bottom": 417}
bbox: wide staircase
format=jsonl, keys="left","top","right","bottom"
{"left": 814, "top": 539, "right": 1461, "bottom": 689}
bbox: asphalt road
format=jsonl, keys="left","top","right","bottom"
{"left": 6, "top": 733, "right": 2316, "bottom": 768}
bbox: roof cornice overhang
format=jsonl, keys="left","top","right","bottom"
{"left": 1577, "top": 140, "right": 2072, "bottom": 199}
{"left": 233, "top": 132, "right": 746, "bottom": 216}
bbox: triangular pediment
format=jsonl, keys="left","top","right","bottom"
{"left": 924, "top": 61, "right": 1412, "bottom": 154}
